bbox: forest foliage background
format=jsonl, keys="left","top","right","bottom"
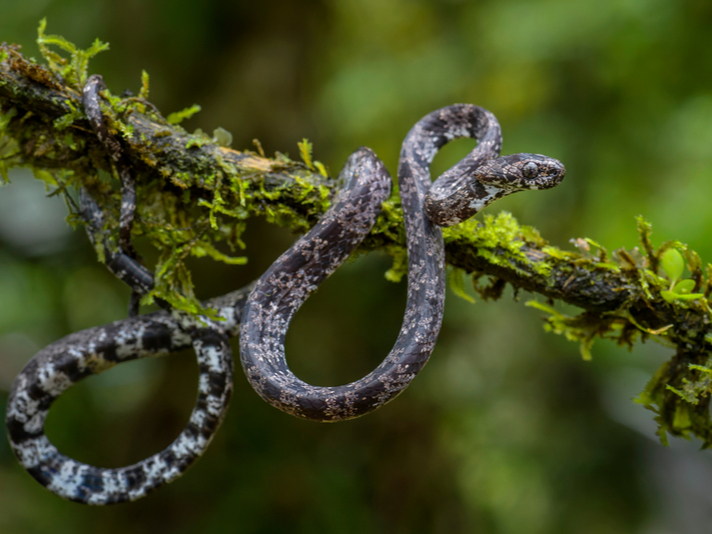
{"left": 2, "top": 0, "right": 712, "bottom": 533}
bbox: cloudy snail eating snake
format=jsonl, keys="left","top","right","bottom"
{"left": 239, "top": 105, "right": 564, "bottom": 421}
{"left": 5, "top": 76, "right": 566, "bottom": 504}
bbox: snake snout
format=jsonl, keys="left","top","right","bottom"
{"left": 521, "top": 154, "right": 565, "bottom": 190}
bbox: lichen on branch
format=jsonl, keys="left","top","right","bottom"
{"left": 3, "top": 23, "right": 712, "bottom": 447}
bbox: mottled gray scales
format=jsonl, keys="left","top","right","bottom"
{"left": 240, "top": 148, "right": 403, "bottom": 420}
{"left": 239, "top": 105, "right": 563, "bottom": 423}
{"left": 6, "top": 288, "right": 252, "bottom": 504}
{"left": 5, "top": 101, "right": 565, "bottom": 504}
{"left": 83, "top": 75, "right": 138, "bottom": 262}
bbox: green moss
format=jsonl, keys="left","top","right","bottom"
{"left": 444, "top": 212, "right": 533, "bottom": 276}
{"left": 384, "top": 244, "right": 407, "bottom": 282}
{"left": 593, "top": 262, "right": 619, "bottom": 271}
{"left": 167, "top": 104, "right": 201, "bottom": 125}
{"left": 185, "top": 136, "right": 211, "bottom": 149}
{"left": 37, "top": 18, "right": 109, "bottom": 89}
{"left": 526, "top": 300, "right": 633, "bottom": 361}
{"left": 139, "top": 70, "right": 150, "bottom": 100}
{"left": 53, "top": 100, "right": 81, "bottom": 130}
{"left": 448, "top": 267, "right": 475, "bottom": 303}
{"left": 212, "top": 127, "right": 232, "bottom": 148}
{"left": 298, "top": 138, "right": 315, "bottom": 170}
{"left": 541, "top": 246, "right": 576, "bottom": 260}
{"left": 0, "top": 106, "right": 17, "bottom": 131}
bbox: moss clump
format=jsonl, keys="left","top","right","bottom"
{"left": 0, "top": 22, "right": 336, "bottom": 315}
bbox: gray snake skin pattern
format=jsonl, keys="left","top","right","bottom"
{"left": 5, "top": 94, "right": 565, "bottom": 504}
{"left": 240, "top": 104, "right": 565, "bottom": 421}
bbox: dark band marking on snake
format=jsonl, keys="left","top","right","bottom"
{"left": 7, "top": 182, "right": 244, "bottom": 504}
{"left": 6, "top": 97, "right": 565, "bottom": 503}
{"left": 5, "top": 147, "right": 387, "bottom": 502}
{"left": 79, "top": 189, "right": 156, "bottom": 297}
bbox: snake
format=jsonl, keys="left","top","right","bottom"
{"left": 239, "top": 104, "right": 565, "bottom": 421}
{"left": 5, "top": 90, "right": 565, "bottom": 503}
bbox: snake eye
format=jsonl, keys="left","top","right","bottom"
{"left": 522, "top": 161, "right": 539, "bottom": 179}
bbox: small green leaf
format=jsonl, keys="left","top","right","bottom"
{"left": 186, "top": 137, "right": 210, "bottom": 149}
{"left": 384, "top": 247, "right": 407, "bottom": 283}
{"left": 314, "top": 161, "right": 328, "bottom": 177}
{"left": 689, "top": 364, "right": 712, "bottom": 375}
{"left": 31, "top": 168, "right": 57, "bottom": 186}
{"left": 660, "top": 290, "right": 676, "bottom": 303}
{"left": 37, "top": 18, "right": 68, "bottom": 71}
{"left": 73, "top": 38, "right": 109, "bottom": 85}
{"left": 212, "top": 127, "right": 233, "bottom": 147}
{"left": 252, "top": 138, "right": 265, "bottom": 157}
{"left": 191, "top": 241, "right": 247, "bottom": 265}
{"left": 580, "top": 337, "right": 593, "bottom": 361}
{"left": 448, "top": 267, "right": 475, "bottom": 303}
{"left": 36, "top": 19, "right": 109, "bottom": 87}
{"left": 674, "top": 293, "right": 704, "bottom": 301}
{"left": 84, "top": 38, "right": 110, "bottom": 59}
{"left": 661, "top": 248, "right": 684, "bottom": 281}
{"left": 633, "top": 389, "right": 654, "bottom": 406}
{"left": 525, "top": 300, "right": 562, "bottom": 317}
{"left": 673, "top": 404, "right": 694, "bottom": 426}
{"left": 139, "top": 70, "right": 150, "bottom": 100}
{"left": 0, "top": 107, "right": 17, "bottom": 133}
{"left": 53, "top": 100, "right": 80, "bottom": 130}
{"left": 674, "top": 279, "right": 695, "bottom": 294}
{"left": 661, "top": 288, "right": 704, "bottom": 303}
{"left": 298, "top": 138, "right": 314, "bottom": 170}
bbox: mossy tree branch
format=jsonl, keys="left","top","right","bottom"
{"left": 2, "top": 38, "right": 712, "bottom": 447}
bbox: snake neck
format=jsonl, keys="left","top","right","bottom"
{"left": 398, "top": 104, "right": 501, "bottom": 202}
{"left": 400, "top": 104, "right": 503, "bottom": 228}
{"left": 424, "top": 176, "right": 509, "bottom": 227}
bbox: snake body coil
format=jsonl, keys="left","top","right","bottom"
{"left": 5, "top": 95, "right": 565, "bottom": 503}
{"left": 5, "top": 307, "right": 237, "bottom": 504}
{"left": 240, "top": 104, "right": 565, "bottom": 421}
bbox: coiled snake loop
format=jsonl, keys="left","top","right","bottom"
{"left": 5, "top": 87, "right": 565, "bottom": 503}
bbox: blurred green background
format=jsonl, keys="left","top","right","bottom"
{"left": 2, "top": 0, "right": 712, "bottom": 532}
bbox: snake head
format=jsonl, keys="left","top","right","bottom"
{"left": 474, "top": 153, "right": 566, "bottom": 192}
